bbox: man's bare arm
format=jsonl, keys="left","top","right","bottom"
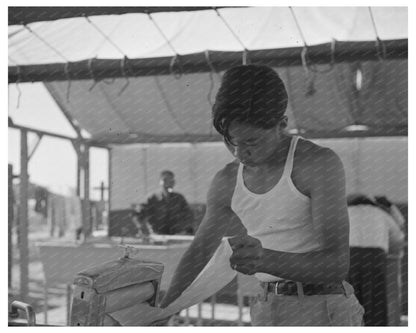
{"left": 160, "top": 165, "right": 237, "bottom": 307}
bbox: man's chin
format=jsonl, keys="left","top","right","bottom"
{"left": 241, "top": 160, "right": 256, "bottom": 167}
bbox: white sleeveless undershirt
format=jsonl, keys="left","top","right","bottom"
{"left": 231, "top": 136, "right": 324, "bottom": 282}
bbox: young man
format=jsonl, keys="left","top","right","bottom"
{"left": 160, "top": 65, "right": 364, "bottom": 325}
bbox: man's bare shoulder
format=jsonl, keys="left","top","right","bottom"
{"left": 296, "top": 138, "right": 344, "bottom": 172}
{"left": 212, "top": 160, "right": 239, "bottom": 186}
{"left": 208, "top": 160, "right": 239, "bottom": 204}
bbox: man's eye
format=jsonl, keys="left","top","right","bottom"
{"left": 227, "top": 140, "right": 237, "bottom": 147}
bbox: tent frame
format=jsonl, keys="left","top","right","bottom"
{"left": 8, "top": 121, "right": 110, "bottom": 301}
{"left": 8, "top": 6, "right": 235, "bottom": 25}
{"left": 8, "top": 39, "right": 408, "bottom": 83}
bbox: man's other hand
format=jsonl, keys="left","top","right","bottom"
{"left": 228, "top": 235, "right": 264, "bottom": 275}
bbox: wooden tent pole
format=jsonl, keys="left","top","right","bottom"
{"left": 107, "top": 148, "right": 112, "bottom": 238}
{"left": 81, "top": 145, "right": 92, "bottom": 238}
{"left": 19, "top": 130, "right": 29, "bottom": 302}
{"left": 71, "top": 141, "right": 82, "bottom": 197}
{"left": 8, "top": 164, "right": 14, "bottom": 289}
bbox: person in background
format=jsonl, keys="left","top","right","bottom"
{"left": 347, "top": 194, "right": 404, "bottom": 326}
{"left": 138, "top": 170, "right": 194, "bottom": 235}
{"left": 374, "top": 195, "right": 406, "bottom": 325}
{"left": 375, "top": 196, "right": 406, "bottom": 239}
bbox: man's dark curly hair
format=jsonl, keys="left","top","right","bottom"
{"left": 212, "top": 64, "right": 288, "bottom": 144}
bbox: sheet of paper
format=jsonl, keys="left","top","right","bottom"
{"left": 109, "top": 238, "right": 237, "bottom": 325}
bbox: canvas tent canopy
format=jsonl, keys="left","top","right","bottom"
{"left": 8, "top": 6, "right": 408, "bottom": 143}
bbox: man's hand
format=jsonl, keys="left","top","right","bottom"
{"left": 228, "top": 235, "right": 264, "bottom": 275}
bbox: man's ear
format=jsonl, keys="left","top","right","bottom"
{"left": 279, "top": 116, "right": 288, "bottom": 129}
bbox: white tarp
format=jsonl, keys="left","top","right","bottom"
{"left": 8, "top": 7, "right": 408, "bottom": 65}
{"left": 8, "top": 7, "right": 408, "bottom": 142}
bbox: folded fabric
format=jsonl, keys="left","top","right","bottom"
{"left": 104, "top": 282, "right": 155, "bottom": 313}
{"left": 109, "top": 238, "right": 237, "bottom": 325}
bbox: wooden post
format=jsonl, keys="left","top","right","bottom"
{"left": 107, "top": 148, "right": 112, "bottom": 237}
{"left": 72, "top": 141, "right": 81, "bottom": 197}
{"left": 76, "top": 162, "right": 81, "bottom": 197}
{"left": 210, "top": 294, "right": 216, "bottom": 321}
{"left": 8, "top": 164, "right": 14, "bottom": 289}
{"left": 197, "top": 303, "right": 203, "bottom": 326}
{"left": 82, "top": 145, "right": 92, "bottom": 238}
{"left": 66, "top": 284, "right": 72, "bottom": 325}
{"left": 93, "top": 181, "right": 109, "bottom": 202}
{"left": 99, "top": 181, "right": 104, "bottom": 201}
{"left": 19, "top": 130, "right": 29, "bottom": 302}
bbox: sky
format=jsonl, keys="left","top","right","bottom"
{"left": 8, "top": 82, "right": 109, "bottom": 200}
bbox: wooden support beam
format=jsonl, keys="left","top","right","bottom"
{"left": 9, "top": 122, "right": 109, "bottom": 148}
{"left": 9, "top": 7, "right": 229, "bottom": 25}
{"left": 71, "top": 140, "right": 82, "bottom": 197}
{"left": 27, "top": 133, "right": 43, "bottom": 161}
{"left": 19, "top": 130, "right": 29, "bottom": 302}
{"left": 76, "top": 161, "right": 81, "bottom": 197}
{"left": 107, "top": 148, "right": 112, "bottom": 238}
{"left": 8, "top": 164, "right": 14, "bottom": 289}
{"left": 81, "top": 145, "right": 92, "bottom": 238}
{"left": 10, "top": 123, "right": 76, "bottom": 142}
{"left": 7, "top": 40, "right": 408, "bottom": 83}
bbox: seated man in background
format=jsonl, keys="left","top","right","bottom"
{"left": 347, "top": 194, "right": 405, "bottom": 326}
{"left": 138, "top": 170, "right": 194, "bottom": 235}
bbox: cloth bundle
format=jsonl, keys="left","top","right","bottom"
{"left": 107, "top": 239, "right": 238, "bottom": 325}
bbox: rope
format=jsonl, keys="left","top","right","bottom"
{"left": 24, "top": 24, "right": 68, "bottom": 62}
{"left": 153, "top": 76, "right": 188, "bottom": 134}
{"left": 368, "top": 7, "right": 381, "bottom": 40}
{"left": 84, "top": 16, "right": 126, "bottom": 57}
{"left": 205, "top": 51, "right": 215, "bottom": 108}
{"left": 289, "top": 7, "right": 308, "bottom": 49}
{"left": 64, "top": 62, "right": 72, "bottom": 101}
{"left": 368, "top": 7, "right": 386, "bottom": 60}
{"left": 290, "top": 7, "right": 335, "bottom": 74}
{"left": 15, "top": 65, "right": 22, "bottom": 109}
{"left": 290, "top": 7, "right": 313, "bottom": 75}
{"left": 147, "top": 13, "right": 183, "bottom": 78}
{"left": 118, "top": 56, "right": 130, "bottom": 96}
{"left": 215, "top": 8, "right": 248, "bottom": 65}
{"left": 310, "top": 39, "right": 337, "bottom": 74}
{"left": 147, "top": 13, "right": 179, "bottom": 56}
{"left": 169, "top": 55, "right": 183, "bottom": 79}
{"left": 205, "top": 50, "right": 222, "bottom": 136}
{"left": 84, "top": 15, "right": 128, "bottom": 85}
{"left": 8, "top": 57, "right": 22, "bottom": 108}
{"left": 87, "top": 57, "right": 98, "bottom": 91}
{"left": 24, "top": 24, "right": 77, "bottom": 101}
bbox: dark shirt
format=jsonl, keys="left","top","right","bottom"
{"left": 139, "top": 191, "right": 194, "bottom": 235}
